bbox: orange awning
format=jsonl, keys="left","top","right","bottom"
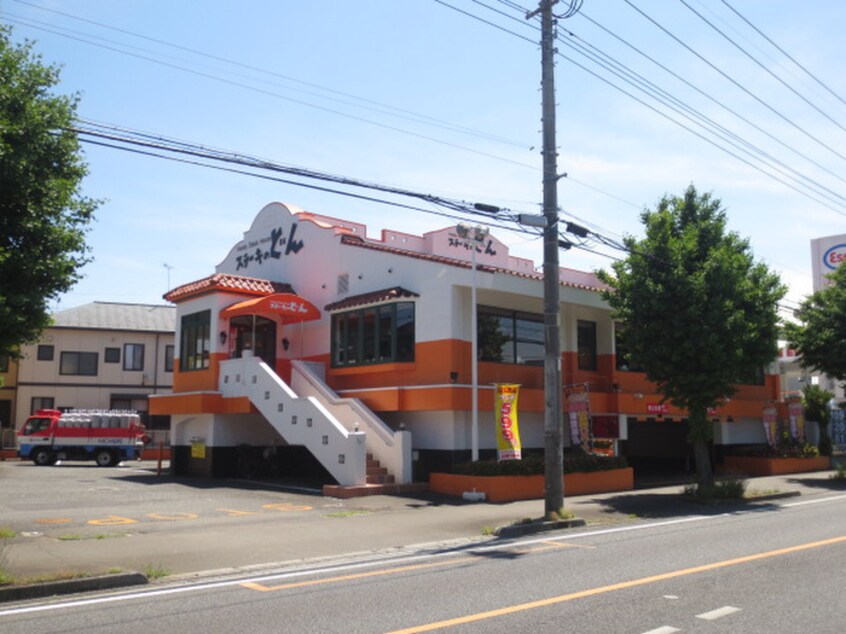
{"left": 220, "top": 293, "right": 321, "bottom": 323}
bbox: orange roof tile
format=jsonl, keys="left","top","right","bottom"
{"left": 164, "top": 274, "right": 294, "bottom": 303}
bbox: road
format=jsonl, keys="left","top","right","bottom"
{"left": 2, "top": 490, "right": 844, "bottom": 633}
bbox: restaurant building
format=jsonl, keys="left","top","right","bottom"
{"left": 150, "top": 202, "right": 783, "bottom": 489}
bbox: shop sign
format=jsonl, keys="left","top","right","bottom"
{"left": 823, "top": 243, "right": 846, "bottom": 270}
{"left": 567, "top": 389, "right": 592, "bottom": 451}
{"left": 235, "top": 224, "right": 304, "bottom": 272}
{"left": 762, "top": 405, "right": 778, "bottom": 448}
{"left": 787, "top": 397, "right": 806, "bottom": 441}
{"left": 495, "top": 384, "right": 522, "bottom": 461}
{"left": 646, "top": 403, "right": 669, "bottom": 414}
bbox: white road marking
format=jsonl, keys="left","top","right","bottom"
{"left": 2, "top": 495, "right": 843, "bottom": 618}
{"left": 696, "top": 605, "right": 741, "bottom": 620}
{"left": 641, "top": 627, "right": 681, "bottom": 634}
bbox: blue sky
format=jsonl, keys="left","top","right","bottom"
{"left": 3, "top": 0, "right": 846, "bottom": 315}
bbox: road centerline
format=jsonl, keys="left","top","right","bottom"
{"left": 387, "top": 535, "right": 846, "bottom": 633}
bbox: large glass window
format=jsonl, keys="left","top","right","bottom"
{"left": 180, "top": 310, "right": 210, "bottom": 371}
{"left": 60, "top": 351, "right": 98, "bottom": 376}
{"left": 577, "top": 320, "right": 597, "bottom": 371}
{"left": 478, "top": 306, "right": 544, "bottom": 366}
{"left": 331, "top": 301, "right": 415, "bottom": 367}
{"left": 123, "top": 343, "right": 145, "bottom": 371}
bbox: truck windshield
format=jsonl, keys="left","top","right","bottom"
{"left": 22, "top": 418, "right": 51, "bottom": 435}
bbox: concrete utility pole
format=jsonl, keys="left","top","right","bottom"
{"left": 529, "top": 0, "right": 564, "bottom": 517}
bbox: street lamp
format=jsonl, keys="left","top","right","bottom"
{"left": 457, "top": 223, "right": 489, "bottom": 461}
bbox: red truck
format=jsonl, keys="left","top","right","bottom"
{"left": 18, "top": 409, "right": 150, "bottom": 467}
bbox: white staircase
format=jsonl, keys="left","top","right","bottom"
{"left": 219, "top": 355, "right": 367, "bottom": 486}
{"left": 291, "top": 360, "right": 412, "bottom": 484}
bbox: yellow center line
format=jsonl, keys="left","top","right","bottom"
{"left": 241, "top": 557, "right": 477, "bottom": 592}
{"left": 387, "top": 535, "right": 846, "bottom": 633}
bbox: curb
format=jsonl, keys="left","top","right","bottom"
{"left": 493, "top": 518, "right": 587, "bottom": 538}
{"left": 0, "top": 572, "right": 148, "bottom": 604}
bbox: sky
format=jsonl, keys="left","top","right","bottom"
{"left": 3, "top": 0, "right": 846, "bottom": 315}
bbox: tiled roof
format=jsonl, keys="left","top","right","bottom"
{"left": 52, "top": 302, "right": 176, "bottom": 332}
{"left": 339, "top": 235, "right": 607, "bottom": 292}
{"left": 164, "top": 273, "right": 295, "bottom": 303}
{"left": 325, "top": 287, "right": 419, "bottom": 311}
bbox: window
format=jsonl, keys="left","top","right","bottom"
{"left": 477, "top": 306, "right": 544, "bottom": 366}
{"left": 577, "top": 320, "right": 597, "bottom": 371}
{"left": 31, "top": 396, "right": 55, "bottom": 414}
{"left": 180, "top": 310, "right": 210, "bottom": 371}
{"left": 331, "top": 301, "right": 415, "bottom": 367}
{"left": 0, "top": 354, "right": 8, "bottom": 373}
{"left": 60, "top": 351, "right": 98, "bottom": 376}
{"left": 123, "top": 343, "right": 145, "bottom": 371}
{"left": 164, "top": 345, "right": 174, "bottom": 373}
{"left": 37, "top": 345, "right": 54, "bottom": 361}
{"left": 104, "top": 347, "right": 121, "bottom": 364}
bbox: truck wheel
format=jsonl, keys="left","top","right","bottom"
{"left": 32, "top": 448, "right": 55, "bottom": 466}
{"left": 95, "top": 450, "right": 117, "bottom": 467}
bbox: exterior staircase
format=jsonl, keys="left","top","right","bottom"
{"left": 324, "top": 452, "right": 427, "bottom": 497}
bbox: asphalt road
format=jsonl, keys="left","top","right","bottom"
{"left": 1, "top": 464, "right": 845, "bottom": 633}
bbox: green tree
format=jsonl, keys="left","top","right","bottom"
{"left": 801, "top": 383, "right": 833, "bottom": 456}
{"left": 598, "top": 185, "right": 786, "bottom": 486}
{"left": 784, "top": 263, "right": 846, "bottom": 382}
{"left": 0, "top": 25, "right": 97, "bottom": 358}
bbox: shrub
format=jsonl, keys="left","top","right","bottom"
{"left": 453, "top": 450, "right": 628, "bottom": 477}
{"left": 684, "top": 476, "right": 747, "bottom": 501}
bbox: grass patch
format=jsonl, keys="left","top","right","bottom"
{"left": 323, "top": 510, "right": 372, "bottom": 518}
{"left": 58, "top": 532, "right": 127, "bottom": 542}
{"left": 0, "top": 527, "right": 16, "bottom": 540}
{"left": 683, "top": 477, "right": 747, "bottom": 502}
{"left": 143, "top": 563, "right": 170, "bottom": 580}
{"left": 481, "top": 526, "right": 495, "bottom": 536}
{"left": 831, "top": 463, "right": 846, "bottom": 481}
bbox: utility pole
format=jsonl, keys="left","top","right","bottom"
{"left": 529, "top": 0, "right": 564, "bottom": 517}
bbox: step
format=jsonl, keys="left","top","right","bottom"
{"left": 323, "top": 482, "right": 429, "bottom": 499}
{"left": 366, "top": 473, "right": 395, "bottom": 485}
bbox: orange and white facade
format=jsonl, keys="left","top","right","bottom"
{"left": 151, "top": 202, "right": 784, "bottom": 485}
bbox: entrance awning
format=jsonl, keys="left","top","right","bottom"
{"left": 220, "top": 293, "right": 321, "bottom": 323}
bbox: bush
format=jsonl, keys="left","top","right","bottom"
{"left": 453, "top": 451, "right": 628, "bottom": 477}
{"left": 734, "top": 435, "right": 820, "bottom": 459}
{"left": 684, "top": 477, "right": 747, "bottom": 501}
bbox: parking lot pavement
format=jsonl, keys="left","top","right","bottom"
{"left": 1, "top": 459, "right": 843, "bottom": 585}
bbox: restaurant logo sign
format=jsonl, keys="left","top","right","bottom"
{"left": 235, "top": 224, "right": 304, "bottom": 272}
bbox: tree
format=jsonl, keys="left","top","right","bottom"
{"left": 598, "top": 185, "right": 786, "bottom": 486}
{"left": 802, "top": 384, "right": 833, "bottom": 456}
{"left": 0, "top": 25, "right": 97, "bottom": 358}
{"left": 784, "top": 262, "right": 846, "bottom": 382}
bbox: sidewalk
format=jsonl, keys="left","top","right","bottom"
{"left": 1, "top": 469, "right": 844, "bottom": 602}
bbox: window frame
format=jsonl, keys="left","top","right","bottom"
{"left": 164, "top": 344, "right": 175, "bottom": 373}
{"left": 104, "top": 347, "right": 121, "bottom": 364}
{"left": 477, "top": 306, "right": 545, "bottom": 366}
{"left": 37, "top": 345, "right": 54, "bottom": 361}
{"left": 123, "top": 343, "right": 145, "bottom": 371}
{"left": 330, "top": 301, "right": 415, "bottom": 368}
{"left": 0, "top": 354, "right": 8, "bottom": 373}
{"left": 577, "top": 320, "right": 598, "bottom": 371}
{"left": 180, "top": 310, "right": 211, "bottom": 372}
{"left": 31, "top": 396, "right": 55, "bottom": 414}
{"left": 59, "top": 351, "right": 99, "bottom": 376}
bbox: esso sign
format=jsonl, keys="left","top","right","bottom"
{"left": 823, "top": 243, "right": 846, "bottom": 270}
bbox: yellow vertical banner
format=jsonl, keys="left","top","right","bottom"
{"left": 495, "top": 384, "right": 522, "bottom": 461}
{"left": 762, "top": 405, "right": 778, "bottom": 448}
